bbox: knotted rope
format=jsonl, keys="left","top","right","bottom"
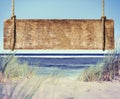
{"left": 11, "top": 0, "right": 16, "bottom": 51}
{"left": 102, "top": 0, "right": 106, "bottom": 51}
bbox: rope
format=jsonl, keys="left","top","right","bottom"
{"left": 102, "top": 16, "right": 106, "bottom": 51}
{"left": 11, "top": 16, "right": 16, "bottom": 51}
{"left": 12, "top": 0, "right": 15, "bottom": 17}
{"left": 102, "top": 0, "right": 106, "bottom": 51}
{"left": 11, "top": 0, "right": 16, "bottom": 51}
{"left": 102, "top": 0, "right": 105, "bottom": 16}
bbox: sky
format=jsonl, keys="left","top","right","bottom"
{"left": 0, "top": 0, "right": 120, "bottom": 53}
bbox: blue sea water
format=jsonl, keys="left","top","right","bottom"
{"left": 21, "top": 54, "right": 106, "bottom": 77}
{"left": 0, "top": 53, "right": 106, "bottom": 78}
{"left": 18, "top": 57, "right": 103, "bottom": 68}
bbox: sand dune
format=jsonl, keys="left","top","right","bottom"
{"left": 1, "top": 76, "right": 120, "bottom": 99}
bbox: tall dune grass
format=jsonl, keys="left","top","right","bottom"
{"left": 78, "top": 53, "right": 120, "bottom": 82}
{"left": 78, "top": 41, "right": 120, "bottom": 82}
{"left": 0, "top": 54, "right": 65, "bottom": 99}
{"left": 0, "top": 54, "right": 34, "bottom": 82}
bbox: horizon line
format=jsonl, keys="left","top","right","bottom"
{"left": 0, "top": 53, "right": 118, "bottom": 58}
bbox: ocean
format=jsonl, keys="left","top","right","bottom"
{"left": 0, "top": 53, "right": 107, "bottom": 78}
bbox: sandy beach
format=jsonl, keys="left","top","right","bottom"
{"left": 0, "top": 76, "right": 120, "bottom": 99}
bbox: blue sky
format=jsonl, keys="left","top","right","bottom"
{"left": 0, "top": 0, "right": 120, "bottom": 53}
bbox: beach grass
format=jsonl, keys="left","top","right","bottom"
{"left": 0, "top": 55, "right": 34, "bottom": 82}
{"left": 0, "top": 54, "right": 66, "bottom": 99}
{"left": 78, "top": 49, "right": 120, "bottom": 82}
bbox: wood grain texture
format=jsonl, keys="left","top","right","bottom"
{"left": 4, "top": 19, "right": 114, "bottom": 50}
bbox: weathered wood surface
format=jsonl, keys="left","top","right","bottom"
{"left": 4, "top": 19, "right": 114, "bottom": 50}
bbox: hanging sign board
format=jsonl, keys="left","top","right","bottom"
{"left": 4, "top": 19, "right": 114, "bottom": 50}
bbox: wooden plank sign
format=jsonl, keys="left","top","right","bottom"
{"left": 4, "top": 19, "right": 114, "bottom": 50}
